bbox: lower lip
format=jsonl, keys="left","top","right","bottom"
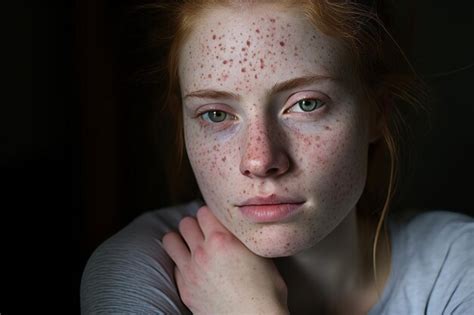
{"left": 238, "top": 203, "right": 304, "bottom": 223}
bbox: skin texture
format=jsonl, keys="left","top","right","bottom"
{"left": 180, "top": 4, "right": 376, "bottom": 258}
{"left": 163, "top": 3, "right": 385, "bottom": 313}
{"left": 163, "top": 206, "right": 289, "bottom": 314}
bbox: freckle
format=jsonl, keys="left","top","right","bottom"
{"left": 256, "top": 29, "right": 260, "bottom": 33}
{"left": 208, "top": 74, "right": 212, "bottom": 78}
{"left": 222, "top": 157, "right": 226, "bottom": 162}
{"left": 279, "top": 41, "right": 285, "bottom": 46}
{"left": 212, "top": 34, "right": 216, "bottom": 40}
{"left": 241, "top": 47, "right": 246, "bottom": 52}
{"left": 270, "top": 18, "right": 275, "bottom": 23}
{"left": 254, "top": 74, "right": 258, "bottom": 79}
{"left": 223, "top": 60, "right": 228, "bottom": 64}
{"left": 325, "top": 126, "right": 332, "bottom": 130}
{"left": 241, "top": 68, "right": 246, "bottom": 72}
{"left": 243, "top": 58, "right": 247, "bottom": 62}
{"left": 246, "top": 40, "right": 251, "bottom": 46}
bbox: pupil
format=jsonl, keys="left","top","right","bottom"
{"left": 301, "top": 100, "right": 316, "bottom": 111}
{"left": 211, "top": 111, "right": 226, "bottom": 122}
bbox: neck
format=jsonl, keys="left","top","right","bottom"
{"left": 274, "top": 206, "right": 390, "bottom": 314}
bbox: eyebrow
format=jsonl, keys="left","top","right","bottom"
{"left": 183, "top": 75, "right": 335, "bottom": 101}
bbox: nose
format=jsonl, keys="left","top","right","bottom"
{"left": 239, "top": 124, "right": 290, "bottom": 178}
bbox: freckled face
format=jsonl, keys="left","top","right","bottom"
{"left": 179, "top": 5, "right": 372, "bottom": 257}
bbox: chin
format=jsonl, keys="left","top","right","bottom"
{"left": 241, "top": 227, "right": 317, "bottom": 258}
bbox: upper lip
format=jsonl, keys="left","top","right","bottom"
{"left": 237, "top": 194, "right": 306, "bottom": 206}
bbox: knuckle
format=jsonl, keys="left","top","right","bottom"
{"left": 178, "top": 216, "right": 195, "bottom": 233}
{"left": 208, "top": 231, "right": 232, "bottom": 247}
{"left": 193, "top": 245, "right": 209, "bottom": 266}
{"left": 196, "top": 206, "right": 208, "bottom": 220}
{"left": 161, "top": 231, "right": 178, "bottom": 246}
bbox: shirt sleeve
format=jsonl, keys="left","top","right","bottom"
{"left": 80, "top": 202, "right": 200, "bottom": 314}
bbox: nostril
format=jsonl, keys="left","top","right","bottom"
{"left": 265, "top": 167, "right": 279, "bottom": 176}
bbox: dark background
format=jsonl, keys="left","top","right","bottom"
{"left": 2, "top": 0, "right": 472, "bottom": 313}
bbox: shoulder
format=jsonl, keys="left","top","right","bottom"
{"left": 379, "top": 210, "right": 474, "bottom": 314}
{"left": 80, "top": 200, "right": 201, "bottom": 314}
{"left": 393, "top": 209, "right": 473, "bottom": 255}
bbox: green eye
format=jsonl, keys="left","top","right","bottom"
{"left": 296, "top": 99, "right": 324, "bottom": 112}
{"left": 202, "top": 110, "right": 228, "bottom": 123}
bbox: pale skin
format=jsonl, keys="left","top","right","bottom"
{"left": 162, "top": 3, "right": 391, "bottom": 314}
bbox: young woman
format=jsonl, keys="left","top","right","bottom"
{"left": 80, "top": 1, "right": 473, "bottom": 314}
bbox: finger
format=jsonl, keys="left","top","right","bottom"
{"left": 162, "top": 231, "right": 191, "bottom": 270}
{"left": 178, "top": 216, "right": 204, "bottom": 253}
{"left": 196, "top": 206, "right": 229, "bottom": 238}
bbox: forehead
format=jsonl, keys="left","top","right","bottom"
{"left": 179, "top": 4, "right": 348, "bottom": 94}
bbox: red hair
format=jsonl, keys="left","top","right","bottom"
{"left": 142, "top": 0, "right": 428, "bottom": 293}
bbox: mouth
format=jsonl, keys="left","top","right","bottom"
{"left": 236, "top": 194, "right": 306, "bottom": 223}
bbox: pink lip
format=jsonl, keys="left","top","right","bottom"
{"left": 237, "top": 195, "right": 305, "bottom": 223}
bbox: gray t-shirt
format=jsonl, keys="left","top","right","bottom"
{"left": 80, "top": 201, "right": 473, "bottom": 314}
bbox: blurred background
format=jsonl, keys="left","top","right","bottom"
{"left": 3, "top": 0, "right": 472, "bottom": 313}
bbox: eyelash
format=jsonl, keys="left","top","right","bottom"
{"left": 198, "top": 97, "right": 326, "bottom": 124}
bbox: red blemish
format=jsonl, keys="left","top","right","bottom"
{"left": 241, "top": 68, "right": 246, "bottom": 72}
{"left": 256, "top": 29, "right": 260, "bottom": 33}
{"left": 279, "top": 41, "right": 285, "bottom": 46}
{"left": 212, "top": 34, "right": 216, "bottom": 40}
{"left": 246, "top": 40, "right": 251, "bottom": 46}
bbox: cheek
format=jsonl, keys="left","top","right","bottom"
{"left": 291, "top": 121, "right": 368, "bottom": 197}
{"left": 185, "top": 124, "right": 238, "bottom": 186}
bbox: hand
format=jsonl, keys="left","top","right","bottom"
{"left": 162, "top": 206, "right": 289, "bottom": 315}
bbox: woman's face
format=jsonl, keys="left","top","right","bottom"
{"left": 179, "top": 4, "right": 376, "bottom": 257}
